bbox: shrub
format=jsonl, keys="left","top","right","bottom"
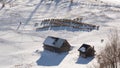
{"left": 97, "top": 29, "right": 120, "bottom": 68}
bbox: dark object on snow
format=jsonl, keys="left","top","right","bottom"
{"left": 0, "top": 3, "right": 5, "bottom": 10}
{"left": 70, "top": 0, "right": 73, "bottom": 3}
{"left": 78, "top": 44, "right": 95, "bottom": 58}
{"left": 101, "top": 39, "right": 104, "bottom": 43}
{"left": 34, "top": 23, "right": 39, "bottom": 27}
{"left": 96, "top": 26, "right": 100, "bottom": 30}
{"left": 1, "top": 3, "right": 5, "bottom": 8}
{"left": 43, "top": 36, "right": 71, "bottom": 53}
{"left": 16, "top": 22, "right": 22, "bottom": 30}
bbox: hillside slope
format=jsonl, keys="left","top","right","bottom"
{"left": 0, "top": 0, "right": 120, "bottom": 68}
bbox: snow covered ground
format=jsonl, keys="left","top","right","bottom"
{"left": 100, "top": 0, "right": 120, "bottom": 5}
{"left": 0, "top": 0, "right": 120, "bottom": 68}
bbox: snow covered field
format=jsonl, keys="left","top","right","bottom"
{"left": 0, "top": 0, "right": 120, "bottom": 68}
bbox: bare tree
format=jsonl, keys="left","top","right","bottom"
{"left": 97, "top": 29, "right": 120, "bottom": 68}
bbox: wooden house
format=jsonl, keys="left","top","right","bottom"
{"left": 78, "top": 44, "right": 95, "bottom": 58}
{"left": 43, "top": 36, "right": 71, "bottom": 53}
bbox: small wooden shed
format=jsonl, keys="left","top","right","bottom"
{"left": 78, "top": 44, "right": 95, "bottom": 58}
{"left": 43, "top": 36, "right": 71, "bottom": 53}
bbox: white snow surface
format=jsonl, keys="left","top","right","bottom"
{"left": 0, "top": 0, "right": 120, "bottom": 68}
{"left": 100, "top": 0, "right": 120, "bottom": 5}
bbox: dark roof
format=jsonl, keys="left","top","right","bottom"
{"left": 78, "top": 44, "right": 91, "bottom": 51}
{"left": 43, "top": 36, "right": 66, "bottom": 48}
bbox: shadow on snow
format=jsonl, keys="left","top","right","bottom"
{"left": 25, "top": 0, "right": 44, "bottom": 25}
{"left": 36, "top": 50, "right": 68, "bottom": 66}
{"left": 36, "top": 26, "right": 91, "bottom": 32}
{"left": 76, "top": 56, "right": 94, "bottom": 64}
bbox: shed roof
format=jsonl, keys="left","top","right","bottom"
{"left": 43, "top": 36, "right": 66, "bottom": 48}
{"left": 78, "top": 44, "right": 91, "bottom": 51}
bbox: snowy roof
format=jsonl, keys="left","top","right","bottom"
{"left": 79, "top": 47, "right": 86, "bottom": 52}
{"left": 43, "top": 36, "right": 66, "bottom": 48}
{"left": 78, "top": 44, "right": 91, "bottom": 52}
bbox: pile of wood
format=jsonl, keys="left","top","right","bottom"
{"left": 36, "top": 18, "right": 99, "bottom": 31}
